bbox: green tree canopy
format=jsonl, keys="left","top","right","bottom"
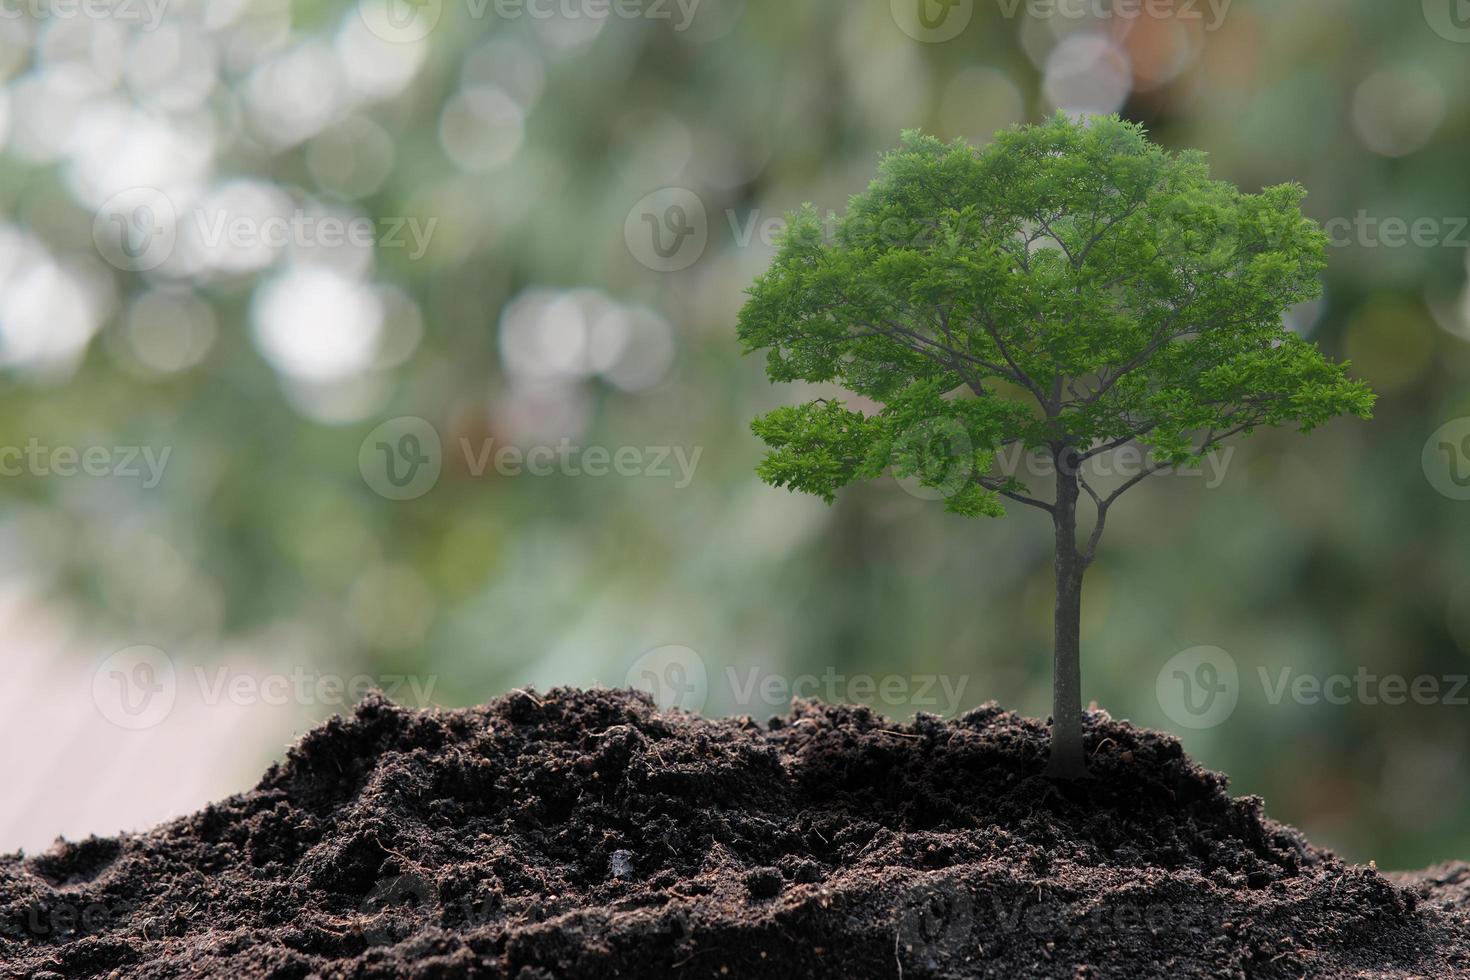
{"left": 740, "top": 113, "right": 1373, "bottom": 518}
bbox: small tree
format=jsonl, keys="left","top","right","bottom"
{"left": 737, "top": 115, "right": 1374, "bottom": 778}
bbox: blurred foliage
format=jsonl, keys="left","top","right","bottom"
{"left": 2, "top": 0, "right": 1470, "bottom": 868}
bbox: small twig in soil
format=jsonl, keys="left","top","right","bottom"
{"left": 670, "top": 946, "right": 722, "bottom": 969}
{"left": 373, "top": 834, "right": 418, "bottom": 868}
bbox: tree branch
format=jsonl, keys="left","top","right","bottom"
{"left": 1097, "top": 420, "right": 1256, "bottom": 509}
{"left": 977, "top": 474, "right": 1054, "bottom": 514}
{"left": 973, "top": 307, "right": 1050, "bottom": 408}
{"left": 1078, "top": 425, "right": 1156, "bottom": 461}
{"left": 1034, "top": 214, "right": 1079, "bottom": 269}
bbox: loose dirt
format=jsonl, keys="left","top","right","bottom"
{"left": 3, "top": 689, "right": 1468, "bottom": 978}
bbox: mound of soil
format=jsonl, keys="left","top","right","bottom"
{"left": 3, "top": 689, "right": 1468, "bottom": 979}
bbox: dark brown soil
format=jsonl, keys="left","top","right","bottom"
{"left": 3, "top": 689, "right": 1468, "bottom": 979}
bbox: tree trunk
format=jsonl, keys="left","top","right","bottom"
{"left": 1047, "top": 446, "right": 1088, "bottom": 779}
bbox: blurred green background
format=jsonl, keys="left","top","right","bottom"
{"left": 2, "top": 0, "right": 1469, "bottom": 869}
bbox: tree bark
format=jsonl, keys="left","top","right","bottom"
{"left": 1047, "top": 446, "right": 1088, "bottom": 779}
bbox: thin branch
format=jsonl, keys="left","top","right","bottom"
{"left": 1074, "top": 199, "right": 1146, "bottom": 268}
{"left": 1101, "top": 461, "right": 1170, "bottom": 509}
{"left": 977, "top": 474, "right": 1054, "bottom": 515}
{"left": 1074, "top": 467, "right": 1110, "bottom": 565}
{"left": 1077, "top": 471, "right": 1104, "bottom": 513}
{"left": 973, "top": 307, "right": 1049, "bottom": 407}
{"left": 1078, "top": 425, "right": 1156, "bottom": 461}
{"left": 1034, "top": 214, "right": 1079, "bottom": 269}
{"left": 1098, "top": 420, "right": 1255, "bottom": 509}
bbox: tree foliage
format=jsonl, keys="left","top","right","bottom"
{"left": 739, "top": 114, "right": 1375, "bottom": 530}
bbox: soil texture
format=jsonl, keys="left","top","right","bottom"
{"left": 3, "top": 688, "right": 1468, "bottom": 978}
